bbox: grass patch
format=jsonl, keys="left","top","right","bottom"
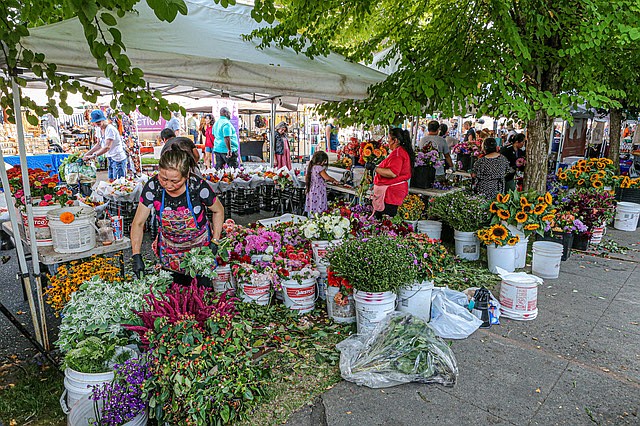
{"left": 0, "top": 362, "right": 65, "bottom": 426}
{"left": 141, "top": 157, "right": 159, "bottom": 165}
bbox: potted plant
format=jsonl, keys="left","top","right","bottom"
{"left": 274, "top": 246, "right": 319, "bottom": 314}
{"left": 299, "top": 213, "right": 350, "bottom": 267}
{"left": 561, "top": 189, "right": 616, "bottom": 248}
{"left": 89, "top": 358, "right": 150, "bottom": 426}
{"left": 429, "top": 191, "right": 489, "bottom": 260}
{"left": 325, "top": 269, "right": 356, "bottom": 323}
{"left": 396, "top": 194, "right": 425, "bottom": 229}
{"left": 231, "top": 261, "right": 276, "bottom": 306}
{"left": 476, "top": 224, "right": 521, "bottom": 273}
{"left": 327, "top": 236, "right": 418, "bottom": 334}
{"left": 411, "top": 144, "right": 443, "bottom": 189}
{"left": 541, "top": 210, "right": 587, "bottom": 260}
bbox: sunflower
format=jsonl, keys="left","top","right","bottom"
{"left": 520, "top": 196, "right": 530, "bottom": 207}
{"left": 537, "top": 196, "right": 545, "bottom": 203}
{"left": 544, "top": 192, "right": 553, "bottom": 205}
{"left": 515, "top": 211, "right": 528, "bottom": 223}
{"left": 524, "top": 223, "right": 540, "bottom": 231}
{"left": 585, "top": 166, "right": 592, "bottom": 172}
{"left": 507, "top": 237, "right": 519, "bottom": 246}
{"left": 497, "top": 209, "right": 510, "bottom": 220}
{"left": 489, "top": 202, "right": 498, "bottom": 213}
{"left": 522, "top": 204, "right": 533, "bottom": 213}
{"left": 590, "top": 174, "right": 599, "bottom": 182}
{"left": 577, "top": 179, "right": 585, "bottom": 186}
{"left": 577, "top": 159, "right": 587, "bottom": 167}
{"left": 592, "top": 180, "right": 603, "bottom": 189}
{"left": 558, "top": 172, "right": 568, "bottom": 180}
{"left": 596, "top": 161, "right": 606, "bottom": 170}
{"left": 533, "top": 204, "right": 547, "bottom": 215}
{"left": 577, "top": 166, "right": 586, "bottom": 173}
{"left": 542, "top": 214, "right": 555, "bottom": 222}
{"left": 496, "top": 193, "right": 510, "bottom": 203}
{"left": 490, "top": 224, "right": 509, "bottom": 240}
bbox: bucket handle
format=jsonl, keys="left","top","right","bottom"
{"left": 60, "top": 389, "right": 70, "bottom": 415}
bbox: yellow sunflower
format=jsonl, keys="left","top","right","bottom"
{"left": 585, "top": 166, "right": 592, "bottom": 172}
{"left": 596, "top": 162, "right": 606, "bottom": 170}
{"left": 590, "top": 174, "right": 599, "bottom": 182}
{"left": 533, "top": 204, "right": 547, "bottom": 215}
{"left": 496, "top": 193, "right": 510, "bottom": 203}
{"left": 577, "top": 179, "right": 585, "bottom": 186}
{"left": 537, "top": 196, "right": 545, "bottom": 204}
{"left": 489, "top": 202, "right": 498, "bottom": 213}
{"left": 542, "top": 214, "right": 555, "bottom": 222}
{"left": 558, "top": 172, "right": 568, "bottom": 180}
{"left": 524, "top": 223, "right": 540, "bottom": 231}
{"left": 497, "top": 209, "right": 510, "bottom": 220}
{"left": 577, "top": 159, "right": 587, "bottom": 167}
{"left": 515, "top": 211, "right": 528, "bottom": 223}
{"left": 592, "top": 180, "right": 603, "bottom": 189}
{"left": 507, "top": 237, "right": 519, "bottom": 246}
{"left": 522, "top": 204, "right": 533, "bottom": 213}
{"left": 490, "top": 224, "right": 509, "bottom": 240}
{"left": 544, "top": 192, "right": 553, "bottom": 205}
{"left": 520, "top": 196, "right": 530, "bottom": 207}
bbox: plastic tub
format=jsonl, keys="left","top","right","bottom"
{"left": 396, "top": 280, "right": 434, "bottom": 321}
{"left": 416, "top": 220, "right": 442, "bottom": 240}
{"left": 281, "top": 278, "right": 316, "bottom": 314}
{"left": 487, "top": 244, "right": 516, "bottom": 274}
{"left": 498, "top": 272, "right": 543, "bottom": 321}
{"left": 614, "top": 202, "right": 640, "bottom": 231}
{"left": 326, "top": 286, "right": 356, "bottom": 324}
{"left": 454, "top": 230, "right": 480, "bottom": 261}
{"left": 353, "top": 290, "right": 397, "bottom": 335}
{"left": 531, "top": 241, "right": 563, "bottom": 279}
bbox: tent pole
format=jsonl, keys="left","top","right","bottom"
{"left": 270, "top": 99, "right": 276, "bottom": 167}
{"left": 0, "top": 145, "right": 43, "bottom": 345}
{"left": 11, "top": 77, "right": 49, "bottom": 349}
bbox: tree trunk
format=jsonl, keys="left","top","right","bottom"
{"left": 608, "top": 108, "right": 622, "bottom": 174}
{"left": 524, "top": 110, "right": 554, "bottom": 194}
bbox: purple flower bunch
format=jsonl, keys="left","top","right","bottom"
{"left": 243, "top": 229, "right": 282, "bottom": 256}
{"left": 91, "top": 358, "right": 151, "bottom": 426}
{"left": 415, "top": 149, "right": 444, "bottom": 168}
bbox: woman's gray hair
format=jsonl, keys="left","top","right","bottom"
{"left": 275, "top": 121, "right": 288, "bottom": 130}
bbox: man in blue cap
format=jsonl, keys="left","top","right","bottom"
{"left": 83, "top": 109, "right": 128, "bottom": 179}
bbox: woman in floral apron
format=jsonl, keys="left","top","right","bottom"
{"left": 365, "top": 128, "right": 415, "bottom": 219}
{"left": 130, "top": 146, "right": 224, "bottom": 285}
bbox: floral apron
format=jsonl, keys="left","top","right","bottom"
{"left": 155, "top": 185, "right": 211, "bottom": 273}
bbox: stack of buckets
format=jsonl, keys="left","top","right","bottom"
{"left": 497, "top": 268, "right": 544, "bottom": 321}
{"left": 614, "top": 202, "right": 640, "bottom": 231}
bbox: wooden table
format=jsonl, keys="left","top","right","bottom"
{"left": 327, "top": 184, "right": 462, "bottom": 199}
{"left": 2, "top": 221, "right": 130, "bottom": 275}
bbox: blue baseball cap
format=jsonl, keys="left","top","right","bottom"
{"left": 90, "top": 109, "right": 107, "bottom": 123}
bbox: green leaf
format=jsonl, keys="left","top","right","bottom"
{"left": 100, "top": 13, "right": 117, "bottom": 27}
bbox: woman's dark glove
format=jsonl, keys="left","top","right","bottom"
{"left": 364, "top": 162, "right": 376, "bottom": 171}
{"left": 209, "top": 242, "right": 218, "bottom": 256}
{"left": 131, "top": 254, "right": 145, "bottom": 278}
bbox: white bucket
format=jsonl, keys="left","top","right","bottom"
{"left": 589, "top": 226, "right": 606, "bottom": 246}
{"left": 316, "top": 274, "right": 327, "bottom": 300}
{"left": 498, "top": 272, "right": 542, "bottom": 321}
{"left": 531, "top": 241, "right": 563, "bottom": 279}
{"left": 250, "top": 254, "right": 264, "bottom": 263}
{"left": 311, "top": 240, "right": 341, "bottom": 267}
{"left": 62, "top": 368, "right": 114, "bottom": 413}
{"left": 66, "top": 394, "right": 148, "bottom": 426}
{"left": 487, "top": 244, "right": 517, "bottom": 274}
{"left": 614, "top": 202, "right": 640, "bottom": 231}
{"left": 237, "top": 281, "right": 271, "bottom": 305}
{"left": 326, "top": 286, "right": 356, "bottom": 324}
{"left": 47, "top": 207, "right": 96, "bottom": 254}
{"left": 454, "top": 230, "right": 480, "bottom": 261}
{"left": 514, "top": 237, "right": 528, "bottom": 268}
{"left": 416, "top": 220, "right": 442, "bottom": 240}
{"left": 396, "top": 280, "right": 434, "bottom": 321}
{"left": 213, "top": 265, "right": 231, "bottom": 293}
{"left": 20, "top": 204, "right": 58, "bottom": 246}
{"left": 281, "top": 278, "right": 316, "bottom": 314}
{"left": 354, "top": 290, "right": 397, "bottom": 335}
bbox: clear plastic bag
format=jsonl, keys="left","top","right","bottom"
{"left": 429, "top": 287, "right": 483, "bottom": 339}
{"left": 336, "top": 312, "right": 458, "bottom": 388}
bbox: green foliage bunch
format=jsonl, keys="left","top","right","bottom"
{"left": 327, "top": 235, "right": 418, "bottom": 293}
{"left": 63, "top": 336, "right": 117, "bottom": 373}
{"left": 428, "top": 191, "right": 489, "bottom": 232}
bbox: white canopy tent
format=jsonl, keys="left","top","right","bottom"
{"left": 0, "top": 0, "right": 385, "bottom": 353}
{"left": 12, "top": 0, "right": 385, "bottom": 102}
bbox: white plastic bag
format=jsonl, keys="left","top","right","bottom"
{"left": 429, "top": 287, "right": 482, "bottom": 339}
{"left": 336, "top": 312, "right": 458, "bottom": 388}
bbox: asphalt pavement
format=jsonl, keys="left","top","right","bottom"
{"left": 287, "top": 228, "right": 640, "bottom": 426}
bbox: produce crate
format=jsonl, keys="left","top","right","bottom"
{"left": 230, "top": 188, "right": 260, "bottom": 215}
{"left": 260, "top": 182, "right": 279, "bottom": 211}
{"left": 283, "top": 187, "right": 306, "bottom": 215}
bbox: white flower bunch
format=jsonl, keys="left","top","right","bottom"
{"left": 300, "top": 213, "right": 350, "bottom": 240}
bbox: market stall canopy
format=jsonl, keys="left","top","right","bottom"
{"left": 9, "top": 0, "right": 385, "bottom": 103}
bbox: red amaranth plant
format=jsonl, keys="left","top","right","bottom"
{"left": 125, "top": 281, "right": 237, "bottom": 347}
